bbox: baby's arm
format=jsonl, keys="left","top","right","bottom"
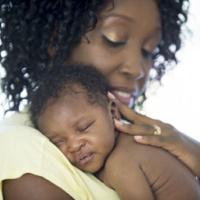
{"left": 133, "top": 142, "right": 200, "bottom": 200}
{"left": 100, "top": 155, "right": 154, "bottom": 200}
{"left": 98, "top": 138, "right": 155, "bottom": 200}
{"left": 99, "top": 134, "right": 200, "bottom": 200}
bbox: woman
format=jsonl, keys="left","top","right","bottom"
{"left": 0, "top": 0, "right": 199, "bottom": 199}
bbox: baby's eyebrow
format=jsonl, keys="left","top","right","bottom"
{"left": 72, "top": 115, "right": 91, "bottom": 128}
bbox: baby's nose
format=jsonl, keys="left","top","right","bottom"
{"left": 67, "top": 138, "right": 85, "bottom": 153}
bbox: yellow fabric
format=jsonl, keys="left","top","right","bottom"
{"left": 0, "top": 112, "right": 119, "bottom": 200}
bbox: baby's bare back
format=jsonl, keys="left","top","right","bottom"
{"left": 98, "top": 134, "right": 200, "bottom": 200}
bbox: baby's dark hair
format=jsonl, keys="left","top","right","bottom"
{"left": 29, "top": 64, "right": 110, "bottom": 128}
{"left": 0, "top": 0, "right": 189, "bottom": 111}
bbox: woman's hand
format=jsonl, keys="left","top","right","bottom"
{"left": 109, "top": 93, "right": 200, "bottom": 177}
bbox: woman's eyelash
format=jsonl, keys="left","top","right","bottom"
{"left": 103, "top": 35, "right": 126, "bottom": 48}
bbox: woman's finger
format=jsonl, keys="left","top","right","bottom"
{"left": 108, "top": 92, "right": 156, "bottom": 125}
{"left": 134, "top": 135, "right": 168, "bottom": 148}
{"left": 114, "top": 119, "right": 159, "bottom": 136}
{"left": 133, "top": 124, "right": 182, "bottom": 153}
{"left": 115, "top": 101, "right": 155, "bottom": 125}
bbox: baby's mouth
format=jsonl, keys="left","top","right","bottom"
{"left": 76, "top": 152, "right": 94, "bottom": 166}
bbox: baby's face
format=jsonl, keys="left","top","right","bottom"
{"left": 37, "top": 92, "right": 116, "bottom": 173}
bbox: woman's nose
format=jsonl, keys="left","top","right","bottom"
{"left": 119, "top": 50, "right": 145, "bottom": 80}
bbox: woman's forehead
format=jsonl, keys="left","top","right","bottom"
{"left": 100, "top": 0, "right": 161, "bottom": 30}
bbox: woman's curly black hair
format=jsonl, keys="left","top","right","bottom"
{"left": 0, "top": 0, "right": 189, "bottom": 111}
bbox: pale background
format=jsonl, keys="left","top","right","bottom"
{"left": 1, "top": 0, "right": 200, "bottom": 141}
{"left": 143, "top": 0, "right": 200, "bottom": 141}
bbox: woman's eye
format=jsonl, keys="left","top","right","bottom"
{"left": 103, "top": 35, "right": 126, "bottom": 48}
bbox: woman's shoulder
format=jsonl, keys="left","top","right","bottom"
{"left": 0, "top": 111, "right": 78, "bottom": 198}
{"left": 0, "top": 112, "right": 120, "bottom": 200}
{"left": 0, "top": 112, "right": 54, "bottom": 178}
{"left": 0, "top": 110, "right": 32, "bottom": 126}
{"left": 0, "top": 111, "right": 50, "bottom": 155}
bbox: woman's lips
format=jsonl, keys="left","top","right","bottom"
{"left": 113, "top": 90, "right": 135, "bottom": 107}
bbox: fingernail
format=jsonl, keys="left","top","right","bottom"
{"left": 107, "top": 92, "right": 116, "bottom": 100}
{"left": 134, "top": 136, "right": 143, "bottom": 141}
{"left": 114, "top": 118, "right": 124, "bottom": 126}
{"left": 120, "top": 119, "right": 131, "bottom": 125}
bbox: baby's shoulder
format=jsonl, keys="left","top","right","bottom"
{"left": 102, "top": 134, "right": 142, "bottom": 175}
{"left": 106, "top": 134, "right": 200, "bottom": 199}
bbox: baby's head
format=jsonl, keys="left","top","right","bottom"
{"left": 30, "top": 64, "right": 117, "bottom": 173}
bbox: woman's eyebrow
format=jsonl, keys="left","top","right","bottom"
{"left": 101, "top": 13, "right": 135, "bottom": 23}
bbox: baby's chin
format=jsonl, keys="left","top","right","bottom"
{"left": 77, "top": 164, "right": 102, "bottom": 174}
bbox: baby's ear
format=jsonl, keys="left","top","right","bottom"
{"left": 108, "top": 100, "right": 121, "bottom": 120}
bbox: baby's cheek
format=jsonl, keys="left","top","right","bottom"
{"left": 104, "top": 138, "right": 116, "bottom": 153}
{"left": 59, "top": 146, "right": 74, "bottom": 163}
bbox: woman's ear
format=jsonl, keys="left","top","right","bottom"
{"left": 108, "top": 100, "right": 121, "bottom": 120}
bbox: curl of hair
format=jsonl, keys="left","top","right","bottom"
{"left": 0, "top": 0, "right": 189, "bottom": 111}
{"left": 154, "top": 0, "right": 189, "bottom": 78}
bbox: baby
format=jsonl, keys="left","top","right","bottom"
{"left": 30, "top": 64, "right": 200, "bottom": 200}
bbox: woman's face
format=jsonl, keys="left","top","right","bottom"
{"left": 67, "top": 0, "right": 161, "bottom": 106}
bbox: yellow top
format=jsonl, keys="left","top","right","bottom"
{"left": 0, "top": 112, "right": 119, "bottom": 200}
